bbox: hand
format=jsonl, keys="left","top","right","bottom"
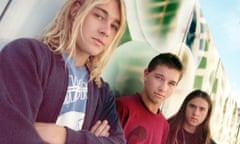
{"left": 90, "top": 120, "right": 110, "bottom": 137}
{"left": 34, "top": 122, "right": 66, "bottom": 144}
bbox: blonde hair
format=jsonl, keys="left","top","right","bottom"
{"left": 41, "top": 0, "right": 126, "bottom": 87}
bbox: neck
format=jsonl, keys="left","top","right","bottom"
{"left": 183, "top": 122, "right": 196, "bottom": 134}
{"left": 139, "top": 92, "right": 161, "bottom": 114}
{"left": 65, "top": 50, "right": 89, "bottom": 67}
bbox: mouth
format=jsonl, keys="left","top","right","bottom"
{"left": 154, "top": 92, "right": 165, "bottom": 99}
{"left": 92, "top": 37, "right": 104, "bottom": 46}
{"left": 190, "top": 117, "right": 198, "bottom": 122}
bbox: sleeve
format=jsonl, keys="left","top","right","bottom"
{"left": 64, "top": 82, "right": 126, "bottom": 144}
{"left": 0, "top": 39, "right": 48, "bottom": 144}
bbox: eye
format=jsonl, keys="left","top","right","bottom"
{"left": 168, "top": 81, "right": 177, "bottom": 87}
{"left": 155, "top": 75, "right": 164, "bottom": 81}
{"left": 94, "top": 13, "right": 104, "bottom": 21}
{"left": 111, "top": 23, "right": 119, "bottom": 32}
{"left": 200, "top": 107, "right": 206, "bottom": 112}
{"left": 189, "top": 104, "right": 195, "bottom": 108}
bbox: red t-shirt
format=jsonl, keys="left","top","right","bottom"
{"left": 116, "top": 93, "right": 169, "bottom": 144}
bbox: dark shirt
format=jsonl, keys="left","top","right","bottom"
{"left": 0, "top": 38, "right": 125, "bottom": 144}
{"left": 177, "top": 129, "right": 198, "bottom": 144}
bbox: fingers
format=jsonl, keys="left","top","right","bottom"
{"left": 90, "top": 120, "right": 110, "bottom": 137}
{"left": 96, "top": 120, "right": 110, "bottom": 137}
{"left": 90, "top": 120, "right": 101, "bottom": 134}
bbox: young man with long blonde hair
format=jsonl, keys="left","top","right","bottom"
{"left": 0, "top": 0, "right": 126, "bottom": 143}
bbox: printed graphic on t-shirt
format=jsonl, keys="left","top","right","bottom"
{"left": 127, "top": 126, "right": 147, "bottom": 144}
{"left": 57, "top": 54, "right": 88, "bottom": 131}
{"left": 57, "top": 75, "right": 88, "bottom": 131}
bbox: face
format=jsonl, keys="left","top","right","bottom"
{"left": 143, "top": 65, "right": 181, "bottom": 107}
{"left": 184, "top": 97, "right": 209, "bottom": 132}
{"left": 76, "top": 0, "right": 121, "bottom": 57}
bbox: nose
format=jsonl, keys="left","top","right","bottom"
{"left": 158, "top": 81, "right": 168, "bottom": 92}
{"left": 193, "top": 108, "right": 199, "bottom": 116}
{"left": 99, "top": 22, "right": 111, "bottom": 37}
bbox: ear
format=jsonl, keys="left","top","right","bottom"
{"left": 144, "top": 69, "right": 148, "bottom": 75}
{"left": 143, "top": 69, "right": 148, "bottom": 82}
{"left": 70, "top": 1, "right": 82, "bottom": 18}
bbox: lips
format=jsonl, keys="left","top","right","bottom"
{"left": 190, "top": 117, "right": 198, "bottom": 122}
{"left": 154, "top": 92, "right": 165, "bottom": 98}
{"left": 92, "top": 37, "right": 104, "bottom": 46}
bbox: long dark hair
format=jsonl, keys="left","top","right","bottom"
{"left": 167, "top": 89, "right": 213, "bottom": 144}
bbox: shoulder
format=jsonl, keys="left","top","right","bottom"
{"left": 12, "top": 38, "right": 40, "bottom": 43}
{"left": 115, "top": 95, "right": 137, "bottom": 119}
{"left": 92, "top": 80, "right": 112, "bottom": 97}
{"left": 116, "top": 94, "right": 136, "bottom": 103}
{"left": 1, "top": 38, "right": 50, "bottom": 56}
{"left": 89, "top": 80, "right": 115, "bottom": 104}
{"left": 99, "top": 79, "right": 111, "bottom": 90}
{"left": 116, "top": 94, "right": 138, "bottom": 109}
{"left": 5, "top": 38, "right": 45, "bottom": 48}
{"left": 0, "top": 38, "right": 63, "bottom": 68}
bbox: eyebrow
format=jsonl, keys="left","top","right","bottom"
{"left": 155, "top": 73, "right": 178, "bottom": 83}
{"left": 189, "top": 103, "right": 207, "bottom": 110}
{"left": 95, "top": 6, "right": 120, "bottom": 26}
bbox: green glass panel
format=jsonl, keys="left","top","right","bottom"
{"left": 119, "top": 24, "right": 132, "bottom": 46}
{"left": 212, "top": 78, "right": 218, "bottom": 93}
{"left": 198, "top": 56, "right": 207, "bottom": 69}
{"left": 194, "top": 75, "right": 203, "bottom": 89}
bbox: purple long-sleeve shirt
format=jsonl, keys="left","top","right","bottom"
{"left": 0, "top": 38, "right": 125, "bottom": 144}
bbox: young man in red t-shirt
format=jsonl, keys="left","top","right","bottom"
{"left": 116, "top": 53, "right": 183, "bottom": 144}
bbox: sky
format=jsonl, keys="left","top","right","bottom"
{"left": 199, "top": 0, "right": 240, "bottom": 106}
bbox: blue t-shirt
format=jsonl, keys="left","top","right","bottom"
{"left": 56, "top": 53, "right": 89, "bottom": 131}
